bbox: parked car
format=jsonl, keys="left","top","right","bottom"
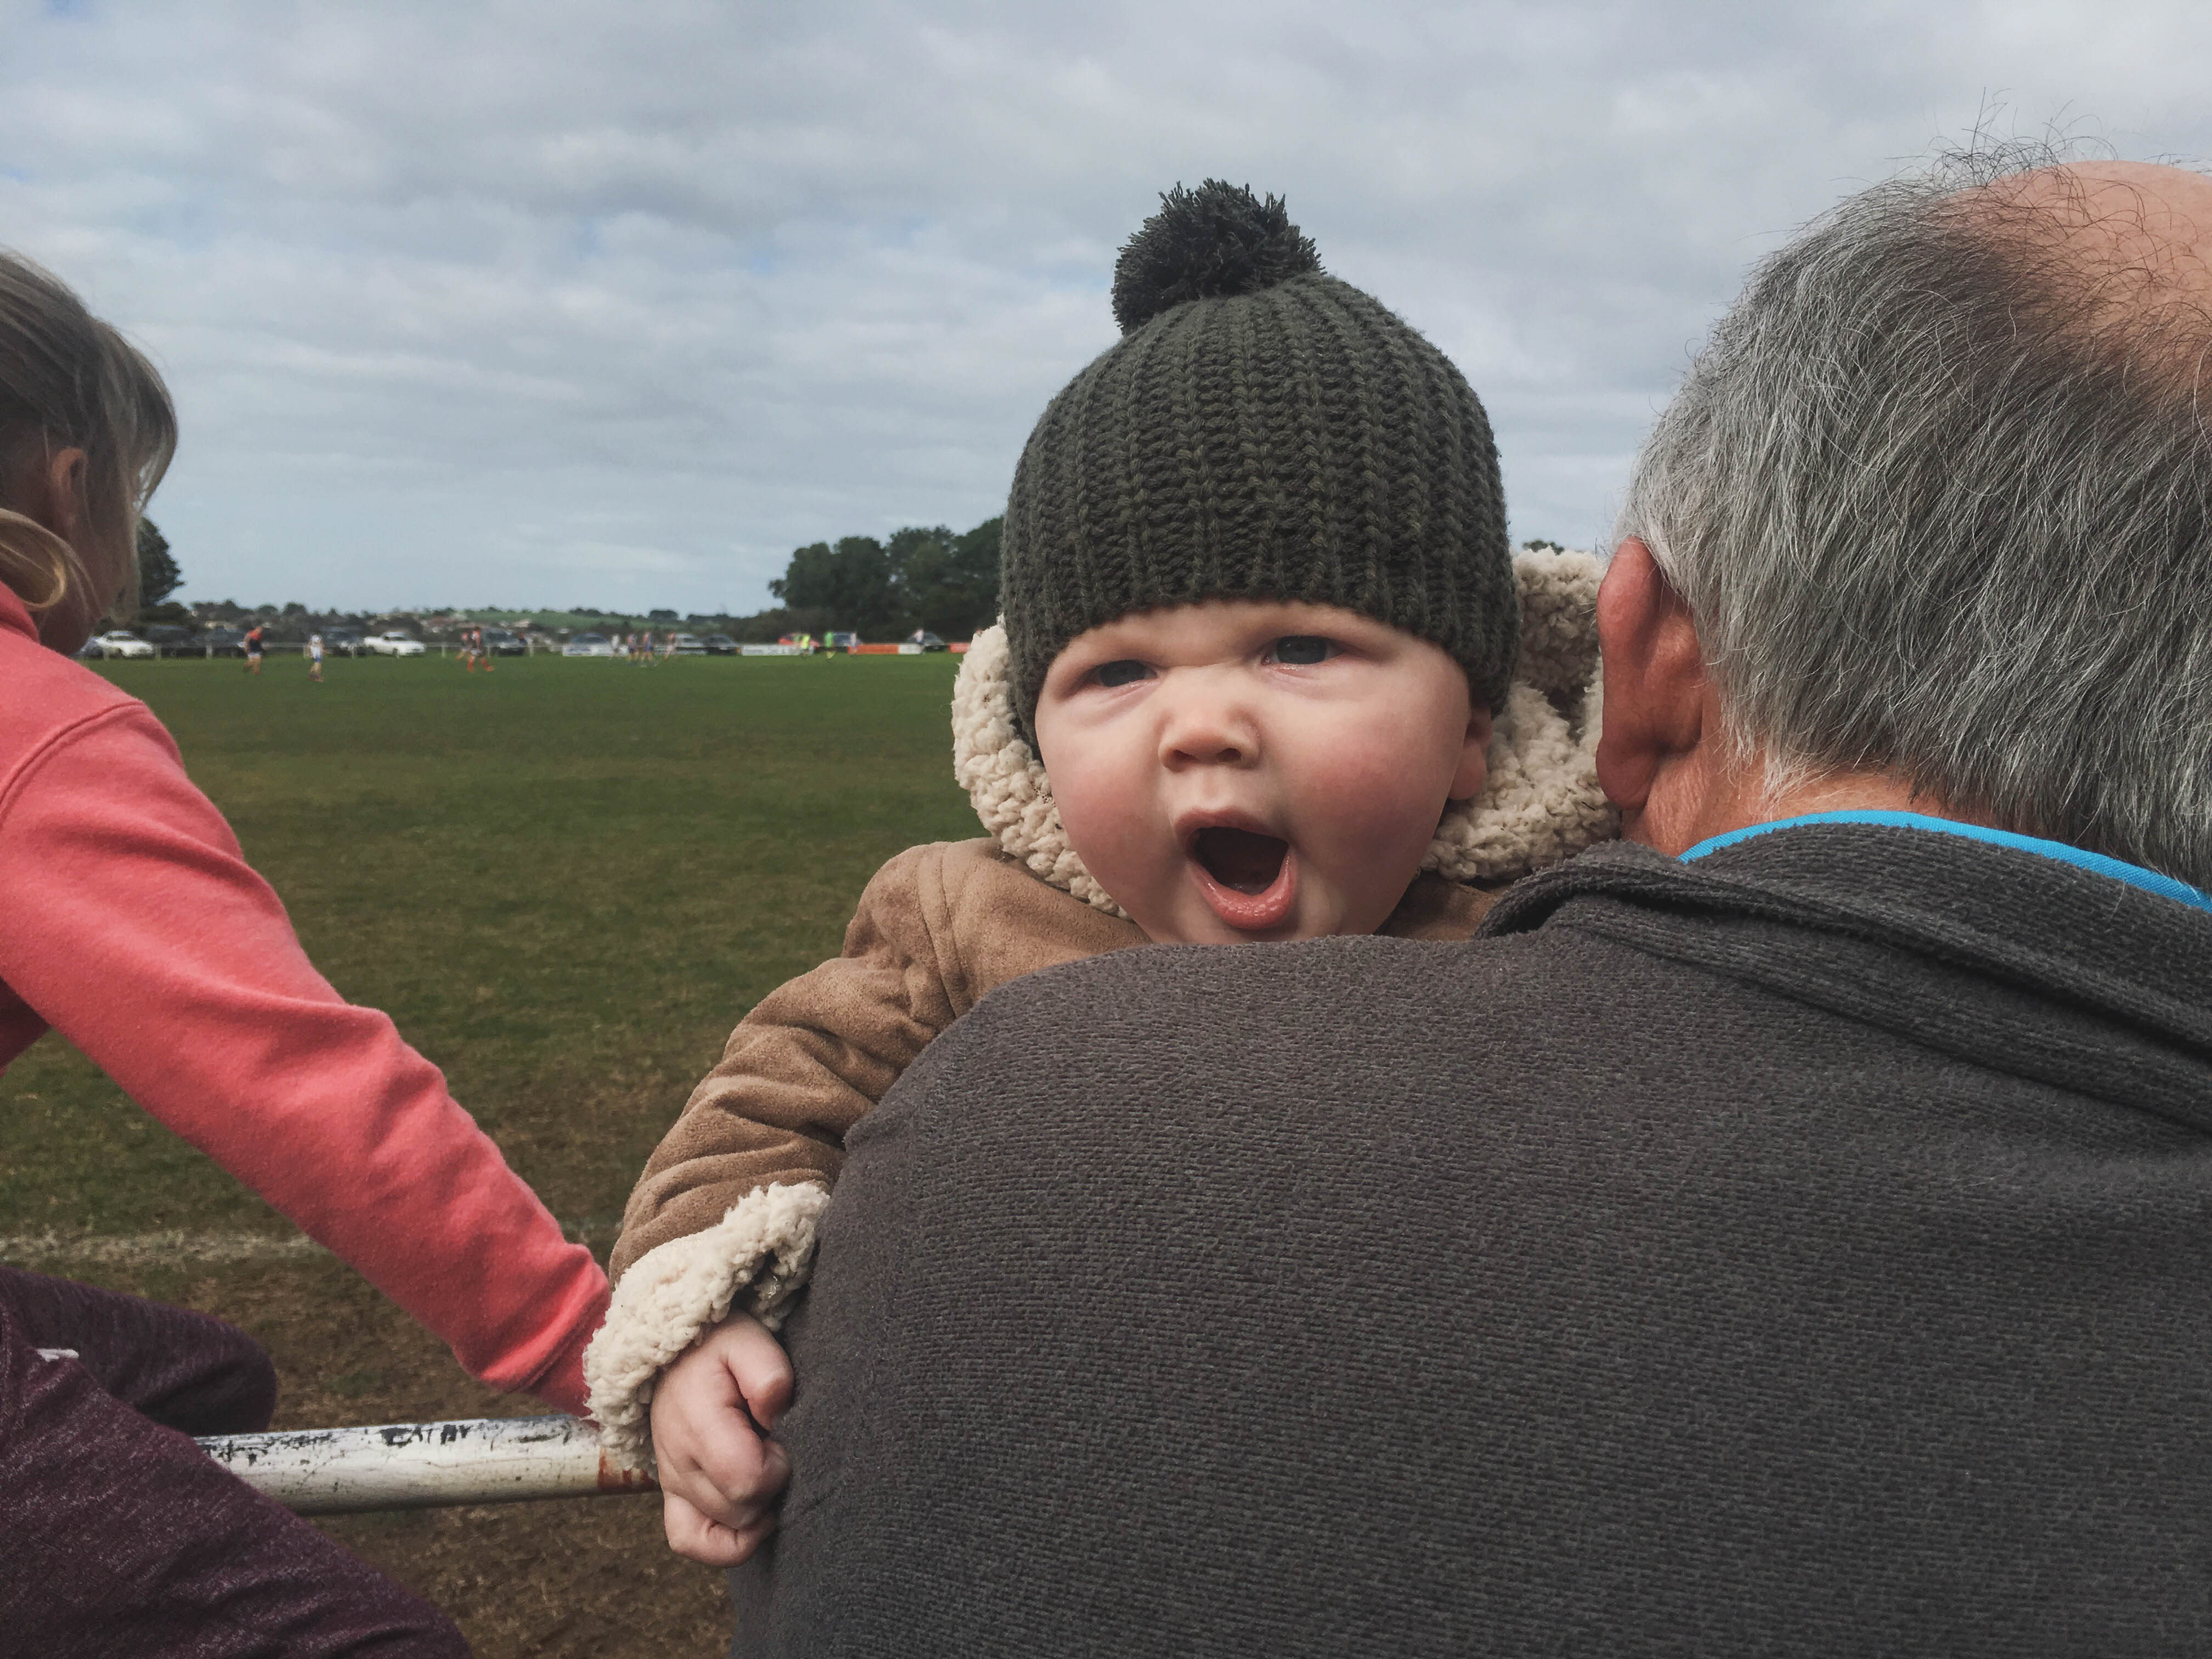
{"left": 89, "top": 630, "right": 156, "bottom": 660}
{"left": 667, "top": 633, "right": 707, "bottom": 656}
{"left": 142, "top": 623, "right": 198, "bottom": 657}
{"left": 906, "top": 630, "right": 948, "bottom": 652}
{"left": 481, "top": 627, "right": 528, "bottom": 656}
{"left": 201, "top": 626, "right": 248, "bottom": 658}
{"left": 825, "top": 630, "right": 861, "bottom": 652}
{"left": 701, "top": 634, "right": 738, "bottom": 656}
{"left": 324, "top": 628, "right": 366, "bottom": 657}
{"left": 562, "top": 632, "right": 616, "bottom": 658}
{"left": 362, "top": 631, "right": 426, "bottom": 657}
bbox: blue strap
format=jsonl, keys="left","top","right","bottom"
{"left": 1679, "top": 810, "right": 2212, "bottom": 916}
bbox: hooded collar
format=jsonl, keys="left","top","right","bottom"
{"left": 1486, "top": 826, "right": 2212, "bottom": 1135}
{"left": 1683, "top": 810, "right": 2212, "bottom": 916}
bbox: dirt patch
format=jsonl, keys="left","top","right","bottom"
{"left": 59, "top": 1254, "right": 733, "bottom": 1657}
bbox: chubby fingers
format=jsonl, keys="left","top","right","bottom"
{"left": 662, "top": 1410, "right": 791, "bottom": 1524}
{"left": 648, "top": 1314, "right": 797, "bottom": 1536}
{"left": 716, "top": 1313, "right": 796, "bottom": 1432}
{"left": 725, "top": 1318, "right": 796, "bottom": 1433}
{"left": 662, "top": 1488, "right": 777, "bottom": 1567}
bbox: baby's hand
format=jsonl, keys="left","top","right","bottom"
{"left": 649, "top": 1312, "right": 794, "bottom": 1566}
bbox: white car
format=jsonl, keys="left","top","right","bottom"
{"left": 562, "top": 633, "right": 616, "bottom": 658}
{"left": 362, "top": 631, "right": 426, "bottom": 657}
{"left": 89, "top": 630, "right": 156, "bottom": 659}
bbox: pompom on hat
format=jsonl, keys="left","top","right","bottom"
{"left": 998, "top": 180, "right": 1519, "bottom": 741}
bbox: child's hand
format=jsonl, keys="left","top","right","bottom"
{"left": 650, "top": 1312, "right": 794, "bottom": 1565}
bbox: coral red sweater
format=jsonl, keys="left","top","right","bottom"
{"left": 0, "top": 589, "right": 607, "bottom": 1413}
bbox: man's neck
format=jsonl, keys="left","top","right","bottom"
{"left": 1623, "top": 759, "right": 1990, "bottom": 859}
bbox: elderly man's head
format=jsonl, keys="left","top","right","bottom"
{"left": 1601, "top": 151, "right": 2212, "bottom": 887}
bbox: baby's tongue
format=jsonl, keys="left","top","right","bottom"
{"left": 1194, "top": 827, "right": 1289, "bottom": 895}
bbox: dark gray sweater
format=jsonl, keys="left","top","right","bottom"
{"left": 733, "top": 826, "right": 2212, "bottom": 1656}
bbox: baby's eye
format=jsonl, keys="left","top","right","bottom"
{"left": 1092, "top": 659, "right": 1153, "bottom": 689}
{"left": 1268, "top": 635, "right": 1340, "bottom": 665}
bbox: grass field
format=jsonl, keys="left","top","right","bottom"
{"left": 0, "top": 648, "right": 978, "bottom": 1656}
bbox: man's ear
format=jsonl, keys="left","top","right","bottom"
{"left": 1595, "top": 537, "right": 1708, "bottom": 816}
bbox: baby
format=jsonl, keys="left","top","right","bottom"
{"left": 583, "top": 182, "right": 1613, "bottom": 1561}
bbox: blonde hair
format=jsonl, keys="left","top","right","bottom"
{"left": 0, "top": 251, "right": 177, "bottom": 614}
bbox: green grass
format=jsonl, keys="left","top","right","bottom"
{"left": 0, "top": 650, "right": 977, "bottom": 1248}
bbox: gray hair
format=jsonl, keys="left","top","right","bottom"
{"left": 1621, "top": 144, "right": 2212, "bottom": 889}
{"left": 0, "top": 251, "right": 176, "bottom": 614}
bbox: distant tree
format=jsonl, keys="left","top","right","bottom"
{"left": 729, "top": 606, "right": 834, "bottom": 644}
{"left": 281, "top": 601, "right": 307, "bottom": 617}
{"left": 137, "top": 518, "right": 181, "bottom": 607}
{"left": 899, "top": 517, "right": 1001, "bottom": 640}
{"left": 648, "top": 607, "right": 678, "bottom": 621}
{"left": 770, "top": 536, "right": 904, "bottom": 639}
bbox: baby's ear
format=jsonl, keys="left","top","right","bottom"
{"left": 950, "top": 620, "right": 1128, "bottom": 919}
{"left": 1450, "top": 701, "right": 1493, "bottom": 803}
{"left": 1510, "top": 545, "right": 1605, "bottom": 713}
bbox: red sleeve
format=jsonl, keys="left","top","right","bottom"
{"left": 0, "top": 704, "right": 608, "bottom": 1413}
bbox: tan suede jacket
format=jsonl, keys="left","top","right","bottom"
{"left": 611, "top": 836, "right": 1491, "bottom": 1285}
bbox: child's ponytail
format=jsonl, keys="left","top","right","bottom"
{"left": 0, "top": 506, "right": 83, "bottom": 613}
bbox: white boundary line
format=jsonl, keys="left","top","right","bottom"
{"left": 0, "top": 1231, "right": 331, "bottom": 1266}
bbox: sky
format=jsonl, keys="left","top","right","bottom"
{"left": 3, "top": 1, "right": 2208, "bottom": 615}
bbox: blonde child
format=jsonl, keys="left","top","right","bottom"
{"left": 584, "top": 183, "right": 1613, "bottom": 1563}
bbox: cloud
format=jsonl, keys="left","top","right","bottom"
{"left": 1, "top": 0, "right": 2207, "bottom": 611}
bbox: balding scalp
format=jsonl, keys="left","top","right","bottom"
{"left": 1620, "top": 145, "right": 2212, "bottom": 889}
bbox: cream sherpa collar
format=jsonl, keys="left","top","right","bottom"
{"left": 951, "top": 546, "right": 1619, "bottom": 918}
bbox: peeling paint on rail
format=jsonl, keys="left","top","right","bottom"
{"left": 195, "top": 1415, "right": 655, "bottom": 1515}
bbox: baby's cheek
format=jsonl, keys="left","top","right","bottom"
{"left": 1322, "top": 744, "right": 1441, "bottom": 816}
{"left": 1300, "top": 732, "right": 1459, "bottom": 857}
{"left": 1053, "top": 769, "right": 1160, "bottom": 888}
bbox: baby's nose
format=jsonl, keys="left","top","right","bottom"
{"left": 1158, "top": 695, "right": 1259, "bottom": 769}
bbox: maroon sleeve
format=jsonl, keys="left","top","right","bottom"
{"left": 0, "top": 704, "right": 607, "bottom": 1412}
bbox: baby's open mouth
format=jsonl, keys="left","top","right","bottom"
{"left": 1193, "top": 827, "right": 1289, "bottom": 894}
{"left": 1187, "top": 825, "right": 1299, "bottom": 930}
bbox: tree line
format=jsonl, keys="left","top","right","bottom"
{"left": 122, "top": 515, "right": 1007, "bottom": 645}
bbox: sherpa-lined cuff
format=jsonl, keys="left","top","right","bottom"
{"left": 582, "top": 1182, "right": 831, "bottom": 1474}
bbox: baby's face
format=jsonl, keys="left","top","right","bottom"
{"left": 1031, "top": 600, "right": 1490, "bottom": 945}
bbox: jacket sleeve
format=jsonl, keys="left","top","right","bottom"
{"left": 585, "top": 842, "right": 961, "bottom": 1471}
{"left": 0, "top": 704, "right": 609, "bottom": 1414}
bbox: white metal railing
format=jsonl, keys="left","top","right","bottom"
{"left": 194, "top": 1415, "right": 653, "bottom": 1514}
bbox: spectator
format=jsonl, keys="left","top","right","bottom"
{"left": 0, "top": 250, "right": 605, "bottom": 1651}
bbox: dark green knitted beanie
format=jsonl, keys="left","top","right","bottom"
{"left": 1000, "top": 179, "right": 1517, "bottom": 740}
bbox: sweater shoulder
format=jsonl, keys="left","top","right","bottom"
{"left": 0, "top": 629, "right": 146, "bottom": 746}
{"left": 0, "top": 633, "right": 167, "bottom": 811}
